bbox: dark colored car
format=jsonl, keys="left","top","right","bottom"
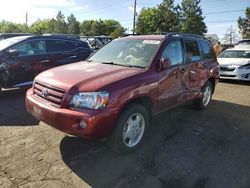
{"left": 236, "top": 39, "right": 250, "bottom": 45}
{"left": 81, "top": 35, "right": 112, "bottom": 50}
{"left": 0, "top": 35, "right": 92, "bottom": 92}
{"left": 26, "top": 33, "right": 219, "bottom": 153}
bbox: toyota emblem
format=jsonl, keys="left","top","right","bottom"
{"left": 41, "top": 89, "right": 49, "bottom": 98}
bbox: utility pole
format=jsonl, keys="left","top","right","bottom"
{"left": 25, "top": 12, "right": 28, "bottom": 29}
{"left": 133, "top": 0, "right": 137, "bottom": 35}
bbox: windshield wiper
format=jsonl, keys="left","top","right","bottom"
{"left": 100, "top": 61, "right": 145, "bottom": 69}
{"left": 126, "top": 64, "right": 145, "bottom": 69}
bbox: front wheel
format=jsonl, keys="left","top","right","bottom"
{"left": 193, "top": 81, "right": 213, "bottom": 110}
{"left": 108, "top": 103, "right": 149, "bottom": 153}
{"left": 0, "top": 84, "right": 2, "bottom": 95}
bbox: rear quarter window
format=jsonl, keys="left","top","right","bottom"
{"left": 184, "top": 40, "right": 201, "bottom": 62}
{"left": 200, "top": 41, "right": 214, "bottom": 60}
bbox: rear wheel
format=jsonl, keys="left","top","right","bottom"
{"left": 108, "top": 103, "right": 149, "bottom": 153}
{"left": 193, "top": 81, "right": 213, "bottom": 110}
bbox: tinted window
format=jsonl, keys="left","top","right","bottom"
{"left": 46, "top": 40, "right": 76, "bottom": 53}
{"left": 200, "top": 41, "right": 214, "bottom": 60}
{"left": 184, "top": 40, "right": 201, "bottom": 62}
{"left": 12, "top": 40, "right": 46, "bottom": 56}
{"left": 161, "top": 41, "right": 183, "bottom": 65}
{"left": 76, "top": 41, "right": 89, "bottom": 49}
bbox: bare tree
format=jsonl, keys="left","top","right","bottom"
{"left": 222, "top": 25, "right": 239, "bottom": 45}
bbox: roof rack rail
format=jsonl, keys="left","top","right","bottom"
{"left": 164, "top": 32, "right": 205, "bottom": 39}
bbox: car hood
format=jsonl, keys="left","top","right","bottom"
{"left": 217, "top": 58, "right": 250, "bottom": 66}
{"left": 36, "top": 61, "right": 145, "bottom": 92}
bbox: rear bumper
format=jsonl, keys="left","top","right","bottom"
{"left": 26, "top": 89, "right": 119, "bottom": 138}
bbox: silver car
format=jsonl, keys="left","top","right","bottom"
{"left": 218, "top": 46, "right": 250, "bottom": 81}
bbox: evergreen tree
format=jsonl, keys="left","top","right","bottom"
{"left": 156, "top": 0, "right": 182, "bottom": 33}
{"left": 238, "top": 7, "right": 250, "bottom": 39}
{"left": 67, "top": 13, "right": 80, "bottom": 34}
{"left": 181, "top": 0, "right": 207, "bottom": 35}
{"left": 54, "top": 11, "right": 67, "bottom": 33}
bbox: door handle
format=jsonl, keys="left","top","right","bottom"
{"left": 69, "top": 55, "right": 77, "bottom": 59}
{"left": 178, "top": 67, "right": 186, "bottom": 72}
{"left": 40, "top": 59, "right": 50, "bottom": 63}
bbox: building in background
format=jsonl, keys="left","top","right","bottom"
{"left": 205, "top": 34, "right": 219, "bottom": 45}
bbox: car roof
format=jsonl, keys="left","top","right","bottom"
{"left": 227, "top": 45, "right": 250, "bottom": 51}
{"left": 25, "top": 35, "right": 85, "bottom": 42}
{"left": 120, "top": 35, "right": 165, "bottom": 41}
{"left": 121, "top": 34, "right": 207, "bottom": 41}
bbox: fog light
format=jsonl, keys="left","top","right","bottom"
{"left": 79, "top": 120, "right": 87, "bottom": 129}
{"left": 241, "top": 74, "right": 249, "bottom": 79}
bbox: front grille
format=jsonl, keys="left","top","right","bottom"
{"left": 33, "top": 82, "right": 65, "bottom": 108}
{"left": 220, "top": 75, "right": 236, "bottom": 78}
{"left": 220, "top": 67, "right": 236, "bottom": 72}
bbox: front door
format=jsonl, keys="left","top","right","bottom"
{"left": 157, "top": 39, "right": 188, "bottom": 111}
{"left": 8, "top": 40, "right": 47, "bottom": 86}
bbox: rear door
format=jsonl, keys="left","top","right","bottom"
{"left": 157, "top": 39, "right": 188, "bottom": 111}
{"left": 183, "top": 40, "right": 206, "bottom": 92}
{"left": 46, "top": 39, "right": 91, "bottom": 67}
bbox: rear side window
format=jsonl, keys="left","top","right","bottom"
{"left": 76, "top": 41, "right": 90, "bottom": 49}
{"left": 184, "top": 40, "right": 201, "bottom": 62}
{"left": 200, "top": 41, "right": 214, "bottom": 60}
{"left": 46, "top": 40, "right": 76, "bottom": 53}
{"left": 161, "top": 40, "right": 184, "bottom": 66}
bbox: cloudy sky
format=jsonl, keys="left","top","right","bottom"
{"left": 0, "top": 0, "right": 248, "bottom": 39}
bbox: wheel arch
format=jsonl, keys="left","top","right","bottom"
{"left": 207, "top": 77, "right": 216, "bottom": 94}
{"left": 119, "top": 95, "right": 154, "bottom": 117}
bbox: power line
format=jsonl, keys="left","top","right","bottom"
{"left": 206, "top": 20, "right": 236, "bottom": 23}
{"left": 204, "top": 9, "right": 244, "bottom": 15}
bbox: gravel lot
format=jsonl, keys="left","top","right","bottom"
{"left": 0, "top": 80, "right": 250, "bottom": 188}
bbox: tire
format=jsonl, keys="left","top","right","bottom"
{"left": 108, "top": 103, "right": 150, "bottom": 153}
{"left": 193, "top": 81, "right": 213, "bottom": 110}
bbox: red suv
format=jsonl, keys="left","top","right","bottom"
{"left": 26, "top": 33, "right": 219, "bottom": 153}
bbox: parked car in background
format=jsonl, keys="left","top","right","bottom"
{"left": 218, "top": 46, "right": 250, "bottom": 81}
{"left": 80, "top": 35, "right": 112, "bottom": 50}
{"left": 0, "top": 33, "right": 35, "bottom": 41}
{"left": 236, "top": 39, "right": 250, "bottom": 46}
{"left": 0, "top": 35, "right": 93, "bottom": 92}
{"left": 26, "top": 33, "right": 219, "bottom": 153}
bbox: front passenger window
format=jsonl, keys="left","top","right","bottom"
{"left": 161, "top": 41, "right": 183, "bottom": 66}
{"left": 12, "top": 40, "right": 46, "bottom": 56}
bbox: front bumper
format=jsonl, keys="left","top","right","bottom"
{"left": 219, "top": 67, "right": 250, "bottom": 81}
{"left": 26, "top": 89, "right": 119, "bottom": 138}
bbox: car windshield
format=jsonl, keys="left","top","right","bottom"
{"left": 88, "top": 39, "right": 161, "bottom": 68}
{"left": 219, "top": 50, "right": 250, "bottom": 58}
{"left": 0, "top": 36, "right": 29, "bottom": 51}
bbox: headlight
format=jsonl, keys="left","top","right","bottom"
{"left": 69, "top": 91, "right": 109, "bottom": 109}
{"left": 239, "top": 64, "right": 250, "bottom": 70}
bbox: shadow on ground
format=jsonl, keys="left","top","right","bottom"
{"left": 60, "top": 99, "right": 250, "bottom": 188}
{"left": 0, "top": 88, "right": 39, "bottom": 126}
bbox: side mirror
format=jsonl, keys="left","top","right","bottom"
{"left": 8, "top": 49, "right": 20, "bottom": 57}
{"left": 159, "top": 58, "right": 171, "bottom": 70}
